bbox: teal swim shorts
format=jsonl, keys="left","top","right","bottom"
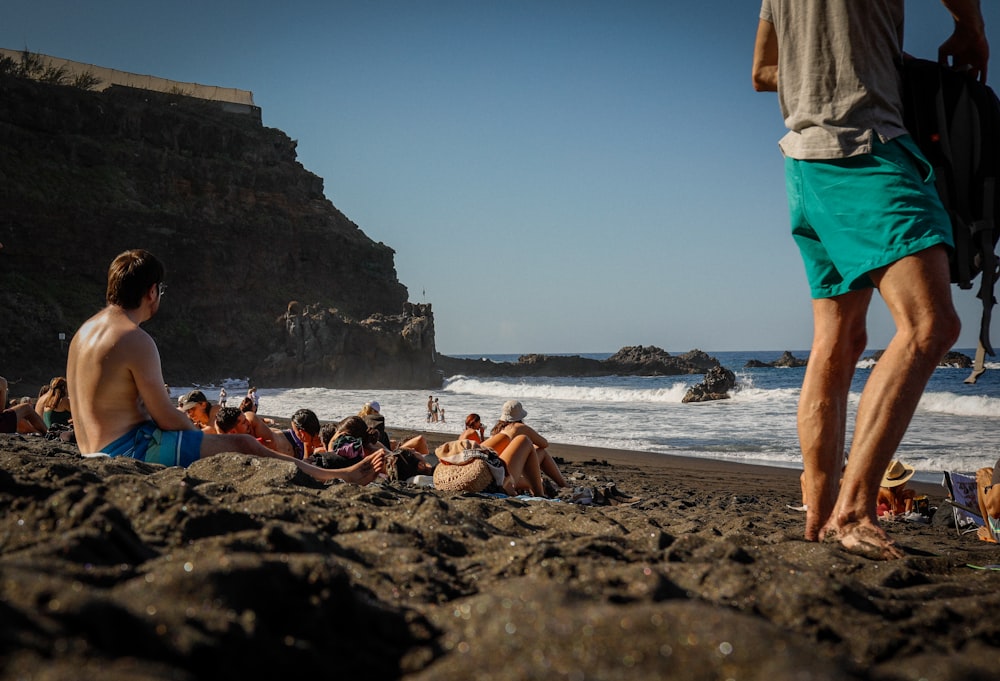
{"left": 785, "top": 135, "right": 952, "bottom": 299}
{"left": 100, "top": 421, "right": 203, "bottom": 467}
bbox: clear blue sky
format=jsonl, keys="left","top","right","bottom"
{"left": 4, "top": 1, "right": 998, "bottom": 354}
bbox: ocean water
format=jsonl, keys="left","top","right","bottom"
{"left": 176, "top": 349, "right": 1000, "bottom": 483}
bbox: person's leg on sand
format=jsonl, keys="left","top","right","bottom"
{"left": 11, "top": 403, "right": 48, "bottom": 435}
{"left": 199, "top": 433, "right": 385, "bottom": 485}
{"left": 821, "top": 248, "right": 959, "bottom": 559}
{"left": 497, "top": 435, "right": 544, "bottom": 496}
{"left": 799, "top": 290, "right": 870, "bottom": 542}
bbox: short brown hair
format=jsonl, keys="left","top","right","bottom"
{"left": 106, "top": 249, "right": 164, "bottom": 309}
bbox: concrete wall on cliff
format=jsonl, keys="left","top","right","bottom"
{"left": 0, "top": 73, "right": 439, "bottom": 388}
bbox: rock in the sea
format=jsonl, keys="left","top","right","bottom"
{"left": 682, "top": 366, "right": 737, "bottom": 403}
{"left": 744, "top": 350, "right": 807, "bottom": 368}
{"left": 864, "top": 349, "right": 972, "bottom": 368}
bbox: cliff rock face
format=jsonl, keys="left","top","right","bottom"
{"left": 0, "top": 73, "right": 431, "bottom": 387}
{"left": 256, "top": 302, "right": 437, "bottom": 388}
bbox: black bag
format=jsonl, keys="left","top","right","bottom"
{"left": 901, "top": 57, "right": 1000, "bottom": 382}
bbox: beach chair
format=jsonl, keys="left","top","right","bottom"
{"left": 942, "top": 471, "right": 985, "bottom": 535}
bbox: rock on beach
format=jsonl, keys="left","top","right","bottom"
{"left": 1, "top": 431, "right": 999, "bottom": 681}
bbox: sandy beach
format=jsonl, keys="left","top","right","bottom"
{"left": 2, "top": 426, "right": 999, "bottom": 681}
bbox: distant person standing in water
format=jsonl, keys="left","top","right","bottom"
{"left": 426, "top": 396, "right": 434, "bottom": 423}
{"left": 247, "top": 386, "right": 259, "bottom": 413}
{"left": 218, "top": 386, "right": 227, "bottom": 407}
{"left": 752, "top": 0, "right": 987, "bottom": 558}
{"left": 65, "top": 248, "right": 383, "bottom": 483}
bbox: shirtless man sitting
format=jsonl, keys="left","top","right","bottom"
{"left": 66, "top": 249, "right": 383, "bottom": 484}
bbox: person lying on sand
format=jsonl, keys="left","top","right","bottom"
{"left": 320, "top": 416, "right": 430, "bottom": 457}
{"left": 66, "top": 249, "right": 383, "bottom": 485}
{"left": 976, "top": 461, "right": 1000, "bottom": 543}
{"left": 270, "top": 408, "right": 325, "bottom": 460}
{"left": 490, "top": 400, "right": 568, "bottom": 490}
{"left": 211, "top": 406, "right": 278, "bottom": 451}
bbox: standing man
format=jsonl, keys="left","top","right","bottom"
{"left": 66, "top": 249, "right": 383, "bottom": 484}
{"left": 218, "top": 386, "right": 227, "bottom": 407}
{"left": 752, "top": 1, "right": 988, "bottom": 559}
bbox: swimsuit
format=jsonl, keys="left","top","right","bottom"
{"left": 282, "top": 429, "right": 304, "bottom": 459}
{"left": 98, "top": 421, "right": 203, "bottom": 467}
{"left": 43, "top": 410, "right": 73, "bottom": 429}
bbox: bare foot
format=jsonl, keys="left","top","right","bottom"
{"left": 977, "top": 526, "right": 998, "bottom": 543}
{"left": 821, "top": 520, "right": 904, "bottom": 560}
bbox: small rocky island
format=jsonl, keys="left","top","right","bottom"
{"left": 744, "top": 351, "right": 808, "bottom": 368}
{"left": 434, "top": 346, "right": 721, "bottom": 378}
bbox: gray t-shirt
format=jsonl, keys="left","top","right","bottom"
{"left": 760, "top": 0, "right": 908, "bottom": 160}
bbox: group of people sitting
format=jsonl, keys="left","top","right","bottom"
{"left": 174, "top": 391, "right": 568, "bottom": 498}
{"left": 0, "top": 374, "right": 75, "bottom": 438}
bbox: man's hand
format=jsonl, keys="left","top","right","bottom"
{"left": 939, "top": 1, "right": 990, "bottom": 83}
{"left": 752, "top": 19, "right": 779, "bottom": 92}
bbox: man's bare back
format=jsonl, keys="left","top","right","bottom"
{"left": 67, "top": 304, "right": 195, "bottom": 454}
{"left": 68, "top": 249, "right": 385, "bottom": 484}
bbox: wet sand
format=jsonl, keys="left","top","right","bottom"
{"left": 1, "top": 428, "right": 999, "bottom": 681}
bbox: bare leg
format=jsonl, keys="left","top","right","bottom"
{"left": 535, "top": 447, "right": 568, "bottom": 487}
{"left": 0, "top": 376, "right": 7, "bottom": 409}
{"left": 799, "top": 289, "right": 871, "bottom": 541}
{"left": 399, "top": 434, "right": 428, "bottom": 455}
{"left": 822, "top": 248, "right": 959, "bottom": 559}
{"left": 12, "top": 403, "right": 47, "bottom": 434}
{"left": 498, "top": 434, "right": 544, "bottom": 496}
{"left": 199, "top": 433, "right": 385, "bottom": 485}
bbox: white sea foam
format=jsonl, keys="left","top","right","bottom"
{"left": 919, "top": 391, "right": 1000, "bottom": 417}
{"left": 443, "top": 376, "right": 692, "bottom": 404}
{"left": 174, "top": 350, "right": 1000, "bottom": 480}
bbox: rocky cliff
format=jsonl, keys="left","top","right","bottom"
{"left": 0, "top": 72, "right": 437, "bottom": 388}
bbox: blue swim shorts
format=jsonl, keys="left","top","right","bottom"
{"left": 100, "top": 421, "right": 203, "bottom": 467}
{"left": 785, "top": 134, "right": 952, "bottom": 298}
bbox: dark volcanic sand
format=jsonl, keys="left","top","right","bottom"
{"left": 1, "top": 428, "right": 999, "bottom": 681}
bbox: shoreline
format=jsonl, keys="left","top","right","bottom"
{"left": 2, "top": 429, "right": 998, "bottom": 679}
